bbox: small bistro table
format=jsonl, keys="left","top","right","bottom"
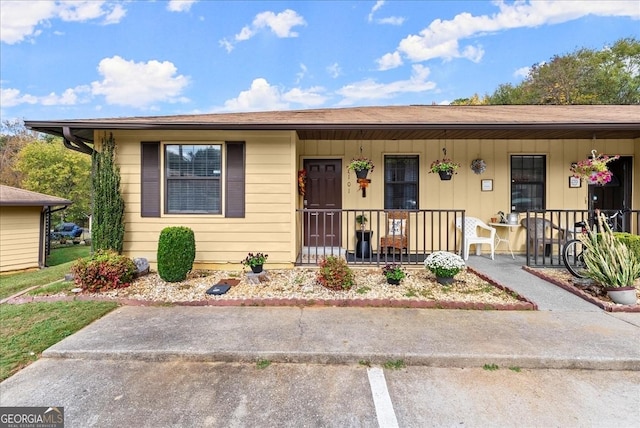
{"left": 355, "top": 230, "right": 374, "bottom": 259}
{"left": 488, "top": 222, "right": 520, "bottom": 259}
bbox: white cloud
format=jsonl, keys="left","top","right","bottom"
{"left": 368, "top": 1, "right": 385, "bottom": 22}
{"left": 0, "top": 1, "right": 57, "bottom": 44}
{"left": 283, "top": 86, "right": 327, "bottom": 106}
{"left": 514, "top": 66, "right": 531, "bottom": 79}
{"left": 90, "top": 56, "right": 190, "bottom": 108}
{"left": 216, "top": 78, "right": 327, "bottom": 112}
{"left": 326, "top": 63, "right": 341, "bottom": 79}
{"left": 0, "top": 0, "right": 126, "bottom": 44}
{"left": 377, "top": 52, "right": 403, "bottom": 71}
{"left": 377, "top": 0, "right": 640, "bottom": 69}
{"left": 336, "top": 64, "right": 436, "bottom": 105}
{"left": 295, "top": 63, "right": 308, "bottom": 84}
{"left": 377, "top": 16, "right": 405, "bottom": 26}
{"left": 368, "top": 0, "right": 405, "bottom": 26}
{"left": 253, "top": 9, "right": 306, "bottom": 37}
{"left": 167, "top": 0, "right": 198, "bottom": 13}
{"left": 0, "top": 88, "right": 38, "bottom": 107}
{"left": 222, "top": 9, "right": 306, "bottom": 51}
{"left": 0, "top": 85, "right": 89, "bottom": 107}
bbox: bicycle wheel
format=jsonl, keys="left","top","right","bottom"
{"left": 562, "top": 239, "right": 588, "bottom": 278}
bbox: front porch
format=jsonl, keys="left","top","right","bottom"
{"left": 295, "top": 209, "right": 640, "bottom": 268}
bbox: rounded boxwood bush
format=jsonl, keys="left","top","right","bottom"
{"left": 157, "top": 226, "right": 196, "bottom": 282}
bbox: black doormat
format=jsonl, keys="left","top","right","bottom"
{"left": 206, "top": 284, "right": 231, "bottom": 295}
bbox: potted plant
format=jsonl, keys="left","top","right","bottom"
{"left": 578, "top": 213, "right": 639, "bottom": 305}
{"left": 570, "top": 150, "right": 619, "bottom": 185}
{"left": 241, "top": 252, "right": 269, "bottom": 274}
{"left": 424, "top": 251, "right": 466, "bottom": 284}
{"left": 429, "top": 158, "right": 460, "bottom": 180}
{"left": 347, "top": 157, "right": 375, "bottom": 179}
{"left": 381, "top": 264, "right": 406, "bottom": 285}
{"left": 355, "top": 214, "right": 368, "bottom": 230}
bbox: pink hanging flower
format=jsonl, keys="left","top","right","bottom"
{"left": 570, "top": 150, "right": 619, "bottom": 185}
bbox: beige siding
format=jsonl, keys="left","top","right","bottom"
{"left": 97, "top": 128, "right": 637, "bottom": 268}
{"left": 0, "top": 206, "right": 42, "bottom": 273}
{"left": 102, "top": 130, "right": 297, "bottom": 269}
{"left": 300, "top": 137, "right": 638, "bottom": 255}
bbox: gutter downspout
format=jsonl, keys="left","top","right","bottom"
{"left": 63, "top": 126, "right": 94, "bottom": 155}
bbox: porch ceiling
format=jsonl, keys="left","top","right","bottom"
{"left": 25, "top": 105, "right": 640, "bottom": 144}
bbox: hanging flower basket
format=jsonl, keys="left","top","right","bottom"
{"left": 347, "top": 157, "right": 375, "bottom": 177}
{"left": 430, "top": 158, "right": 460, "bottom": 180}
{"left": 570, "top": 150, "right": 619, "bottom": 186}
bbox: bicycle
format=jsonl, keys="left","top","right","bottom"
{"left": 562, "top": 209, "right": 626, "bottom": 278}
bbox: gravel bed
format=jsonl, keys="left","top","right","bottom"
{"left": 88, "top": 267, "right": 524, "bottom": 306}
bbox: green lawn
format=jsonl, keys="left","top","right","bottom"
{"left": 0, "top": 246, "right": 117, "bottom": 381}
{"left": 0, "top": 246, "right": 91, "bottom": 300}
{"left": 0, "top": 301, "right": 118, "bottom": 381}
{"left": 47, "top": 244, "right": 91, "bottom": 266}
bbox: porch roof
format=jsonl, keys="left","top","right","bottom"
{"left": 25, "top": 104, "right": 640, "bottom": 144}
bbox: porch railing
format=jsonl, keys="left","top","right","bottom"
{"left": 296, "top": 209, "right": 465, "bottom": 266}
{"left": 523, "top": 209, "right": 640, "bottom": 268}
{"left": 296, "top": 208, "right": 640, "bottom": 268}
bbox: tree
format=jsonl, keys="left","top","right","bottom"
{"left": 483, "top": 37, "right": 640, "bottom": 105}
{"left": 92, "top": 133, "right": 125, "bottom": 253}
{"left": 14, "top": 137, "right": 91, "bottom": 225}
{"left": 0, "top": 120, "right": 39, "bottom": 187}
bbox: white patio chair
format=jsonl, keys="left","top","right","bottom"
{"left": 455, "top": 217, "right": 496, "bottom": 260}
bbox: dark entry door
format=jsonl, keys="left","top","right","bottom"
{"left": 303, "top": 159, "right": 342, "bottom": 246}
{"left": 589, "top": 156, "right": 632, "bottom": 232}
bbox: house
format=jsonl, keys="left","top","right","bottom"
{"left": 0, "top": 185, "right": 72, "bottom": 273}
{"left": 25, "top": 105, "right": 640, "bottom": 270}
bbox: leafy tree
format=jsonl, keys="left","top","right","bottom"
{"left": 92, "top": 133, "right": 125, "bottom": 253}
{"left": 450, "top": 93, "right": 489, "bottom": 105}
{"left": 14, "top": 137, "right": 91, "bottom": 225}
{"left": 0, "top": 120, "right": 39, "bottom": 187}
{"left": 483, "top": 37, "right": 640, "bottom": 105}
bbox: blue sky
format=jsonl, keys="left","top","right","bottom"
{"left": 1, "top": 0, "right": 638, "bottom": 122}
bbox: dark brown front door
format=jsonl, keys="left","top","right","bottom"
{"left": 303, "top": 159, "right": 342, "bottom": 246}
{"left": 589, "top": 156, "right": 633, "bottom": 232}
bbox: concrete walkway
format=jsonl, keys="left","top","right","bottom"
{"left": 465, "top": 254, "right": 601, "bottom": 311}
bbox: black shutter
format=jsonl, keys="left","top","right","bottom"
{"left": 225, "top": 142, "right": 245, "bottom": 218}
{"left": 141, "top": 142, "right": 160, "bottom": 217}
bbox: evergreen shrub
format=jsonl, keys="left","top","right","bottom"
{"left": 157, "top": 226, "right": 196, "bottom": 282}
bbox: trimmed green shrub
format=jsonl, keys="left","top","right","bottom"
{"left": 157, "top": 227, "right": 196, "bottom": 282}
{"left": 613, "top": 232, "right": 640, "bottom": 260}
{"left": 71, "top": 250, "right": 137, "bottom": 292}
{"left": 316, "top": 256, "right": 354, "bottom": 291}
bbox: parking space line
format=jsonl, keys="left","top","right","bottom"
{"left": 367, "top": 367, "right": 399, "bottom": 428}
